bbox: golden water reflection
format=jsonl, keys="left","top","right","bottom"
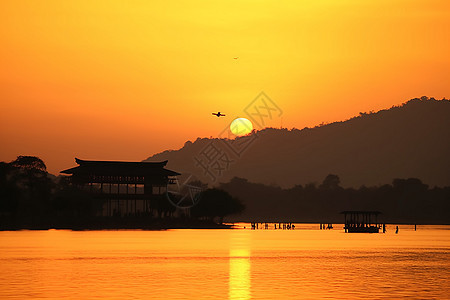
{"left": 229, "top": 231, "right": 251, "bottom": 300}
{"left": 1, "top": 225, "right": 449, "bottom": 299}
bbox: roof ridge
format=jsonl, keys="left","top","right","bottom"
{"left": 75, "top": 158, "right": 168, "bottom": 166}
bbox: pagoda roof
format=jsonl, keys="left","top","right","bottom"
{"left": 60, "top": 158, "right": 180, "bottom": 176}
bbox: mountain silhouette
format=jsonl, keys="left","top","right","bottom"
{"left": 145, "top": 97, "right": 450, "bottom": 188}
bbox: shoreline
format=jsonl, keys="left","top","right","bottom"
{"left": 0, "top": 217, "right": 234, "bottom": 231}
{"left": 1, "top": 220, "right": 449, "bottom": 231}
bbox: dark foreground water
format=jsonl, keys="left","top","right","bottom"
{"left": 0, "top": 224, "right": 449, "bottom": 299}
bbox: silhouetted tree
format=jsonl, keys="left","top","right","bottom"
{"left": 10, "top": 156, "right": 47, "bottom": 173}
{"left": 320, "top": 174, "right": 341, "bottom": 190}
{"left": 8, "top": 156, "right": 54, "bottom": 218}
{"left": 392, "top": 178, "right": 428, "bottom": 193}
{"left": 191, "top": 188, "right": 245, "bottom": 223}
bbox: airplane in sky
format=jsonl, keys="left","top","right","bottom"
{"left": 212, "top": 112, "right": 226, "bottom": 117}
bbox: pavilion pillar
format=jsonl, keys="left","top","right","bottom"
{"left": 126, "top": 183, "right": 129, "bottom": 216}
{"left": 108, "top": 182, "right": 112, "bottom": 217}
{"left": 117, "top": 182, "right": 120, "bottom": 216}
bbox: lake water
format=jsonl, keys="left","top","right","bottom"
{"left": 0, "top": 224, "right": 449, "bottom": 299}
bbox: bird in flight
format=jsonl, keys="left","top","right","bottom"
{"left": 212, "top": 112, "right": 226, "bottom": 117}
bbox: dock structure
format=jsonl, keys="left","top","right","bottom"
{"left": 341, "top": 211, "right": 382, "bottom": 233}
{"left": 61, "top": 158, "right": 180, "bottom": 217}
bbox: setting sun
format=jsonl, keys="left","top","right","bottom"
{"left": 230, "top": 118, "right": 253, "bottom": 136}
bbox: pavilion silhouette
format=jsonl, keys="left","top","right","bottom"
{"left": 61, "top": 158, "right": 180, "bottom": 217}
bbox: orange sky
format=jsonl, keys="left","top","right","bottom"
{"left": 1, "top": 0, "right": 449, "bottom": 174}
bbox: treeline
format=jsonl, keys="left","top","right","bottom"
{"left": 2, "top": 156, "right": 449, "bottom": 227}
{"left": 220, "top": 175, "right": 450, "bottom": 224}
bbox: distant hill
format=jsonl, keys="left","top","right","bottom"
{"left": 145, "top": 97, "right": 450, "bottom": 188}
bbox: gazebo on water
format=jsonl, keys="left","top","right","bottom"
{"left": 341, "top": 211, "right": 382, "bottom": 233}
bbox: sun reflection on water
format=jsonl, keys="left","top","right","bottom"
{"left": 229, "top": 231, "right": 251, "bottom": 300}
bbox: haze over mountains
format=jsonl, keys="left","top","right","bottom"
{"left": 145, "top": 97, "right": 450, "bottom": 188}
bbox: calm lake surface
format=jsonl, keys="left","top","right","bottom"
{"left": 0, "top": 224, "right": 449, "bottom": 299}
